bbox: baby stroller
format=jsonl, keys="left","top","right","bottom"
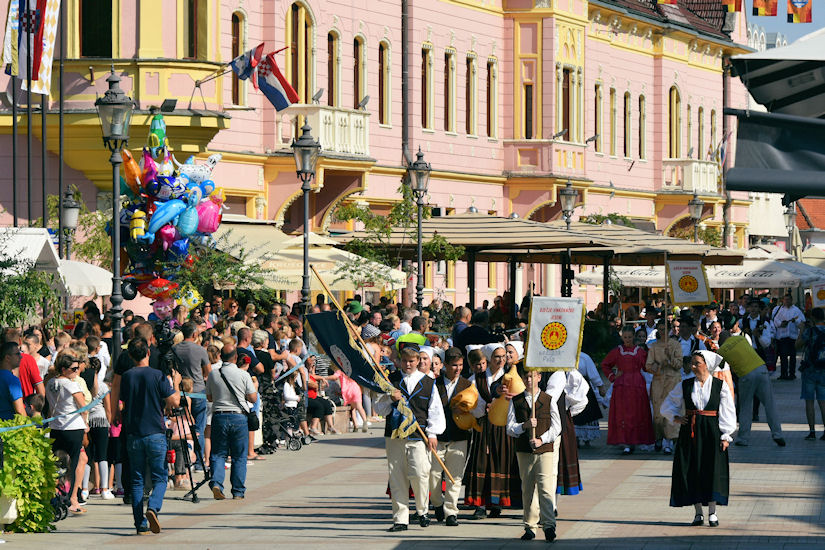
{"left": 271, "top": 387, "right": 304, "bottom": 451}
{"left": 51, "top": 451, "right": 72, "bottom": 522}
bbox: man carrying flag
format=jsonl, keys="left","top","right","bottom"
{"left": 229, "top": 42, "right": 264, "bottom": 88}
{"left": 257, "top": 51, "right": 299, "bottom": 111}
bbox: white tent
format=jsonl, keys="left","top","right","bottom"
{"left": 0, "top": 227, "right": 61, "bottom": 275}
{"left": 59, "top": 260, "right": 113, "bottom": 296}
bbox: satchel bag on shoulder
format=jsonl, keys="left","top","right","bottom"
{"left": 219, "top": 367, "right": 260, "bottom": 431}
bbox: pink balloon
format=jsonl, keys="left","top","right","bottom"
{"left": 152, "top": 298, "right": 176, "bottom": 320}
{"left": 157, "top": 223, "right": 180, "bottom": 251}
{"left": 196, "top": 195, "right": 223, "bottom": 234}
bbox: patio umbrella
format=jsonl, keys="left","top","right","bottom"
{"left": 59, "top": 260, "right": 113, "bottom": 296}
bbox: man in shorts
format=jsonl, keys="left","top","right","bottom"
{"left": 797, "top": 307, "right": 825, "bottom": 440}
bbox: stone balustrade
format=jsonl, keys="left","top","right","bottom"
{"left": 276, "top": 104, "right": 371, "bottom": 157}
{"left": 662, "top": 159, "right": 719, "bottom": 194}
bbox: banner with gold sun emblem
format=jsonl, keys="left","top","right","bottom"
{"left": 811, "top": 283, "right": 825, "bottom": 308}
{"left": 667, "top": 261, "right": 712, "bottom": 306}
{"left": 524, "top": 296, "right": 585, "bottom": 372}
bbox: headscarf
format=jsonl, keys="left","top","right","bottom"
{"left": 418, "top": 346, "right": 435, "bottom": 361}
{"left": 432, "top": 347, "right": 445, "bottom": 363}
{"left": 506, "top": 341, "right": 524, "bottom": 361}
{"left": 465, "top": 344, "right": 484, "bottom": 354}
{"left": 694, "top": 350, "right": 724, "bottom": 373}
{"left": 482, "top": 342, "right": 505, "bottom": 361}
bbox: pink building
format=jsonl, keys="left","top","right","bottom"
{"left": 0, "top": 0, "right": 753, "bottom": 309}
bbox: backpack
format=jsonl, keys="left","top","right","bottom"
{"left": 806, "top": 327, "right": 825, "bottom": 370}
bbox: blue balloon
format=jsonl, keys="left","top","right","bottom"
{"left": 146, "top": 199, "right": 186, "bottom": 235}
{"left": 169, "top": 238, "right": 190, "bottom": 259}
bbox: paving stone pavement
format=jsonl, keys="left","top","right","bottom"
{"left": 2, "top": 373, "right": 824, "bottom": 549}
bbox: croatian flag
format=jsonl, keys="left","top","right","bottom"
{"left": 229, "top": 42, "right": 264, "bottom": 88}
{"left": 3, "top": 0, "right": 48, "bottom": 81}
{"left": 257, "top": 52, "right": 299, "bottom": 111}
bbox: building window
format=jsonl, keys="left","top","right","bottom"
{"left": 327, "top": 32, "right": 338, "bottom": 107}
{"left": 623, "top": 92, "right": 631, "bottom": 158}
{"left": 81, "top": 0, "right": 112, "bottom": 57}
{"left": 184, "top": 0, "right": 198, "bottom": 58}
{"left": 486, "top": 59, "right": 497, "bottom": 138}
{"left": 465, "top": 56, "right": 476, "bottom": 135}
{"left": 638, "top": 95, "right": 646, "bottom": 160}
{"left": 444, "top": 50, "right": 456, "bottom": 132}
{"left": 561, "top": 68, "right": 571, "bottom": 139}
{"left": 686, "top": 105, "right": 692, "bottom": 157}
{"left": 286, "top": 3, "right": 314, "bottom": 104}
{"left": 378, "top": 42, "right": 389, "bottom": 124}
{"left": 231, "top": 13, "right": 242, "bottom": 105}
{"left": 710, "top": 109, "right": 717, "bottom": 152}
{"left": 421, "top": 47, "right": 433, "bottom": 129}
{"left": 353, "top": 37, "right": 365, "bottom": 109}
{"left": 668, "top": 86, "right": 681, "bottom": 158}
{"left": 609, "top": 88, "right": 616, "bottom": 156}
{"left": 594, "top": 83, "right": 603, "bottom": 153}
{"left": 524, "top": 84, "right": 534, "bottom": 139}
{"left": 697, "top": 107, "right": 705, "bottom": 159}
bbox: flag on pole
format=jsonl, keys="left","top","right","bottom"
{"left": 787, "top": 0, "right": 812, "bottom": 23}
{"left": 306, "top": 311, "right": 417, "bottom": 439}
{"left": 229, "top": 42, "right": 264, "bottom": 89}
{"left": 722, "top": 0, "right": 742, "bottom": 12}
{"left": 753, "top": 0, "right": 778, "bottom": 16}
{"left": 657, "top": 0, "right": 678, "bottom": 4}
{"left": 10, "top": 0, "right": 47, "bottom": 81}
{"left": 2, "top": 0, "right": 19, "bottom": 74}
{"left": 256, "top": 52, "right": 299, "bottom": 111}
{"left": 22, "top": 0, "right": 60, "bottom": 95}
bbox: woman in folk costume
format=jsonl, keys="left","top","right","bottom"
{"left": 601, "top": 325, "right": 655, "bottom": 454}
{"left": 645, "top": 320, "right": 684, "bottom": 454}
{"left": 661, "top": 350, "right": 736, "bottom": 527}
{"left": 464, "top": 343, "right": 519, "bottom": 519}
{"left": 544, "top": 368, "right": 589, "bottom": 514}
{"left": 573, "top": 348, "right": 606, "bottom": 447}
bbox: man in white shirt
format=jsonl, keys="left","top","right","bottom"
{"left": 374, "top": 344, "right": 445, "bottom": 532}
{"left": 398, "top": 309, "right": 418, "bottom": 336}
{"left": 772, "top": 293, "right": 805, "bottom": 380}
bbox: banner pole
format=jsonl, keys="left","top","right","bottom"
{"left": 310, "top": 264, "right": 454, "bottom": 483}
{"left": 664, "top": 251, "right": 669, "bottom": 348}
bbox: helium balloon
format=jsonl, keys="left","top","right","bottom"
{"left": 122, "top": 149, "right": 142, "bottom": 194}
{"left": 130, "top": 209, "right": 147, "bottom": 241}
{"left": 152, "top": 297, "right": 175, "bottom": 320}
{"left": 177, "top": 284, "right": 202, "bottom": 310}
{"left": 122, "top": 280, "right": 138, "bottom": 301}
{"left": 147, "top": 114, "right": 169, "bottom": 158}
{"left": 176, "top": 188, "right": 201, "bottom": 237}
{"left": 157, "top": 146, "right": 175, "bottom": 177}
{"left": 196, "top": 188, "right": 224, "bottom": 234}
{"left": 146, "top": 198, "right": 186, "bottom": 235}
{"left": 177, "top": 153, "right": 222, "bottom": 184}
{"left": 157, "top": 223, "right": 180, "bottom": 251}
{"left": 169, "top": 238, "right": 189, "bottom": 259}
{"left": 141, "top": 147, "right": 159, "bottom": 186}
{"left": 139, "top": 277, "right": 178, "bottom": 299}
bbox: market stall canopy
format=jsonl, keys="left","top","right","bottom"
{"left": 802, "top": 246, "right": 825, "bottom": 270}
{"left": 59, "top": 259, "right": 113, "bottom": 296}
{"left": 576, "top": 258, "right": 825, "bottom": 289}
{"left": 0, "top": 227, "right": 61, "bottom": 275}
{"left": 729, "top": 28, "right": 825, "bottom": 118}
{"left": 746, "top": 244, "right": 793, "bottom": 260}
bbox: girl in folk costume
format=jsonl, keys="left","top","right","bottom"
{"left": 645, "top": 320, "right": 684, "bottom": 454}
{"left": 661, "top": 351, "right": 736, "bottom": 527}
{"left": 544, "top": 368, "right": 589, "bottom": 514}
{"left": 464, "top": 344, "right": 519, "bottom": 519}
{"left": 601, "top": 326, "right": 655, "bottom": 454}
{"left": 574, "top": 342, "right": 607, "bottom": 447}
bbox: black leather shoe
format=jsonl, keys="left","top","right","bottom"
{"left": 773, "top": 437, "right": 786, "bottom": 447}
{"left": 446, "top": 515, "right": 458, "bottom": 527}
{"left": 489, "top": 506, "right": 502, "bottom": 518}
{"left": 708, "top": 514, "right": 719, "bottom": 527}
{"left": 434, "top": 505, "right": 444, "bottom": 522}
{"left": 520, "top": 529, "right": 535, "bottom": 541}
{"left": 691, "top": 514, "right": 704, "bottom": 526}
{"left": 471, "top": 507, "right": 486, "bottom": 520}
{"left": 544, "top": 527, "right": 556, "bottom": 542}
{"left": 805, "top": 431, "right": 816, "bottom": 440}
{"left": 387, "top": 524, "right": 408, "bottom": 532}
{"left": 410, "top": 513, "right": 420, "bottom": 522}
{"left": 418, "top": 514, "right": 430, "bottom": 527}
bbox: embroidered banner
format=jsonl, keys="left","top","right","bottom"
{"left": 667, "top": 261, "right": 712, "bottom": 306}
{"left": 524, "top": 296, "right": 584, "bottom": 372}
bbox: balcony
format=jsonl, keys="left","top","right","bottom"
{"left": 502, "top": 139, "right": 586, "bottom": 177}
{"left": 277, "top": 105, "right": 371, "bottom": 157}
{"left": 662, "top": 159, "right": 720, "bottom": 194}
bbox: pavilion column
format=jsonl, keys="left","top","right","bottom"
{"left": 508, "top": 257, "right": 517, "bottom": 326}
{"left": 468, "top": 249, "right": 476, "bottom": 310}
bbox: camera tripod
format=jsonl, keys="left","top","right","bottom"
{"left": 167, "top": 397, "right": 211, "bottom": 503}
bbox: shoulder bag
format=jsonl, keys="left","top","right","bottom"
{"left": 219, "top": 367, "right": 260, "bottom": 431}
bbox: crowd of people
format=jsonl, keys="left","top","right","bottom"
{"left": 1, "top": 287, "right": 822, "bottom": 540}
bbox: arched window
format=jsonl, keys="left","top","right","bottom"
{"left": 422, "top": 46, "right": 433, "bottom": 129}
{"left": 286, "top": 2, "right": 314, "bottom": 104}
{"left": 486, "top": 59, "right": 497, "bottom": 138}
{"left": 444, "top": 50, "right": 456, "bottom": 132}
{"left": 353, "top": 36, "right": 365, "bottom": 109}
{"left": 686, "top": 105, "right": 692, "bottom": 157}
{"left": 465, "top": 55, "right": 476, "bottom": 135}
{"left": 231, "top": 13, "right": 243, "bottom": 105}
{"left": 668, "top": 87, "right": 681, "bottom": 158}
{"left": 710, "top": 109, "right": 717, "bottom": 152}
{"left": 378, "top": 41, "right": 390, "bottom": 124}
{"left": 623, "top": 92, "right": 631, "bottom": 158}
{"left": 697, "top": 107, "right": 705, "bottom": 160}
{"left": 638, "top": 95, "right": 646, "bottom": 159}
{"left": 609, "top": 88, "right": 616, "bottom": 156}
{"left": 327, "top": 32, "right": 339, "bottom": 107}
{"left": 594, "top": 83, "right": 603, "bottom": 153}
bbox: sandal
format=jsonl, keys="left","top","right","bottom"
{"left": 247, "top": 455, "right": 266, "bottom": 461}
{"left": 69, "top": 507, "right": 87, "bottom": 515}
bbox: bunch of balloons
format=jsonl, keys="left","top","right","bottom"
{"left": 115, "top": 113, "right": 226, "bottom": 313}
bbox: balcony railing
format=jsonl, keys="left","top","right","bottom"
{"left": 662, "top": 159, "right": 719, "bottom": 194}
{"left": 277, "top": 105, "right": 371, "bottom": 157}
{"left": 502, "top": 139, "right": 586, "bottom": 176}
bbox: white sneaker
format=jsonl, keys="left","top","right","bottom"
{"left": 80, "top": 489, "right": 89, "bottom": 501}
{"left": 101, "top": 489, "right": 115, "bottom": 500}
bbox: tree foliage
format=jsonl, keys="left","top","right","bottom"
{"left": 580, "top": 213, "right": 636, "bottom": 227}
{"left": 38, "top": 188, "right": 111, "bottom": 266}
{"left": 669, "top": 224, "right": 723, "bottom": 247}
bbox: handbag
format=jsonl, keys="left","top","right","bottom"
{"left": 219, "top": 367, "right": 260, "bottom": 432}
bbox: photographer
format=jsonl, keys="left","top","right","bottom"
{"left": 173, "top": 322, "right": 211, "bottom": 470}
{"left": 120, "top": 337, "right": 180, "bottom": 535}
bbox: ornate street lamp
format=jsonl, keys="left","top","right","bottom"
{"left": 408, "top": 148, "right": 431, "bottom": 311}
{"left": 291, "top": 122, "right": 320, "bottom": 316}
{"left": 94, "top": 67, "right": 134, "bottom": 370}
{"left": 688, "top": 193, "right": 705, "bottom": 242}
{"left": 60, "top": 188, "right": 81, "bottom": 258}
{"left": 784, "top": 203, "right": 797, "bottom": 258}
{"left": 559, "top": 180, "right": 577, "bottom": 230}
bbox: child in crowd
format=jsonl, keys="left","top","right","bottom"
{"left": 86, "top": 335, "right": 108, "bottom": 386}
{"left": 83, "top": 356, "right": 113, "bottom": 499}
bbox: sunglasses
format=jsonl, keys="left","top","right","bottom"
{"left": 70, "top": 366, "right": 81, "bottom": 372}
{"left": 204, "top": 304, "right": 211, "bottom": 308}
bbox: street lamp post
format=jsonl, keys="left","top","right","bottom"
{"left": 291, "top": 122, "right": 320, "bottom": 317}
{"left": 408, "top": 148, "right": 431, "bottom": 311}
{"left": 559, "top": 180, "right": 577, "bottom": 230}
{"left": 94, "top": 67, "right": 134, "bottom": 370}
{"left": 60, "top": 188, "right": 81, "bottom": 258}
{"left": 784, "top": 203, "right": 797, "bottom": 259}
{"left": 688, "top": 194, "right": 705, "bottom": 243}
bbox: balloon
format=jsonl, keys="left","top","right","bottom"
{"left": 152, "top": 297, "right": 176, "bottom": 320}
{"left": 130, "top": 209, "right": 147, "bottom": 241}
{"left": 157, "top": 224, "right": 180, "bottom": 251}
{"left": 122, "top": 280, "right": 138, "bottom": 301}
{"left": 139, "top": 277, "right": 178, "bottom": 299}
{"left": 157, "top": 146, "right": 175, "bottom": 177}
{"left": 141, "top": 147, "right": 158, "bottom": 186}
{"left": 176, "top": 188, "right": 201, "bottom": 237}
{"left": 177, "top": 153, "right": 222, "bottom": 184}
{"left": 169, "top": 238, "right": 189, "bottom": 259}
{"left": 196, "top": 188, "right": 224, "bottom": 234}
{"left": 147, "top": 113, "right": 168, "bottom": 157}
{"left": 122, "top": 149, "right": 142, "bottom": 194}
{"left": 176, "top": 283, "right": 202, "bottom": 310}
{"left": 146, "top": 198, "right": 186, "bottom": 235}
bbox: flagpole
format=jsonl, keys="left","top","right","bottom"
{"left": 57, "top": 0, "right": 64, "bottom": 256}
{"left": 196, "top": 46, "right": 290, "bottom": 87}
{"left": 310, "top": 264, "right": 455, "bottom": 483}
{"left": 12, "top": 75, "right": 18, "bottom": 227}
{"left": 26, "top": 1, "right": 32, "bottom": 224}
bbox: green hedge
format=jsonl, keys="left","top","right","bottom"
{"left": 0, "top": 415, "right": 57, "bottom": 532}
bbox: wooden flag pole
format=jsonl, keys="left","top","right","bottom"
{"left": 309, "top": 265, "right": 455, "bottom": 483}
